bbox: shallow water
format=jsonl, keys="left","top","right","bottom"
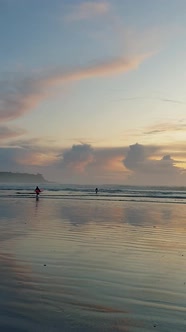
{"left": 1, "top": 198, "right": 186, "bottom": 331}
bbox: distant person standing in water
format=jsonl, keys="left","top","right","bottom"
{"left": 95, "top": 188, "right": 98, "bottom": 194}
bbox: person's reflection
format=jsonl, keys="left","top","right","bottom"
{"left": 34, "top": 198, "right": 39, "bottom": 216}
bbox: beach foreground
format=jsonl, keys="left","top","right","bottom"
{"left": 1, "top": 198, "right": 186, "bottom": 331}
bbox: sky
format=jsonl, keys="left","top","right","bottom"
{"left": 0, "top": 0, "right": 186, "bottom": 185}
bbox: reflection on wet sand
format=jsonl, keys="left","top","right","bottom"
{"left": 67, "top": 301, "right": 128, "bottom": 313}
{"left": 1, "top": 199, "right": 186, "bottom": 331}
{"left": 0, "top": 252, "right": 40, "bottom": 331}
{"left": 59, "top": 200, "right": 186, "bottom": 231}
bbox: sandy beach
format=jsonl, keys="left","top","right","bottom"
{"left": 1, "top": 197, "right": 186, "bottom": 331}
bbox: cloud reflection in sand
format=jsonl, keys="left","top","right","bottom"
{"left": 1, "top": 199, "right": 186, "bottom": 331}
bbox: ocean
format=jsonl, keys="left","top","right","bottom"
{"left": 0, "top": 183, "right": 186, "bottom": 203}
{"left": 0, "top": 184, "right": 186, "bottom": 331}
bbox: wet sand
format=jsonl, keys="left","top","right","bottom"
{"left": 1, "top": 198, "right": 186, "bottom": 331}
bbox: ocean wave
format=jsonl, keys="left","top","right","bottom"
{"left": 0, "top": 184, "right": 185, "bottom": 203}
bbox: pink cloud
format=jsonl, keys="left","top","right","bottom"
{"left": 0, "top": 53, "right": 150, "bottom": 122}
{"left": 17, "top": 152, "right": 58, "bottom": 167}
{"left": 52, "top": 53, "right": 150, "bottom": 82}
{"left": 0, "top": 76, "right": 46, "bottom": 121}
{"left": 66, "top": 1, "right": 109, "bottom": 21}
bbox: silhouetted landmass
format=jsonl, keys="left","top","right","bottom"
{"left": 0, "top": 172, "right": 47, "bottom": 183}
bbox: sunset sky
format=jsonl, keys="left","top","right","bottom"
{"left": 0, "top": 0, "right": 186, "bottom": 185}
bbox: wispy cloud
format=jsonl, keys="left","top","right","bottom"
{"left": 65, "top": 1, "right": 109, "bottom": 21}
{"left": 0, "top": 126, "right": 26, "bottom": 139}
{"left": 47, "top": 53, "right": 150, "bottom": 83}
{"left": 0, "top": 75, "right": 45, "bottom": 121}
{"left": 143, "top": 121, "right": 186, "bottom": 135}
{"left": 114, "top": 96, "right": 186, "bottom": 105}
{"left": 160, "top": 98, "right": 186, "bottom": 105}
{"left": 8, "top": 137, "right": 61, "bottom": 154}
{"left": 0, "top": 53, "right": 150, "bottom": 122}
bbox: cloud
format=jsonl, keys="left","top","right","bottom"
{"left": 0, "top": 74, "right": 45, "bottom": 121}
{"left": 65, "top": 1, "right": 109, "bottom": 21}
{"left": 122, "top": 120, "right": 186, "bottom": 140}
{"left": 58, "top": 144, "right": 129, "bottom": 173}
{"left": 5, "top": 138, "right": 60, "bottom": 168}
{"left": 55, "top": 144, "right": 126, "bottom": 183}
{"left": 55, "top": 143, "right": 129, "bottom": 184}
{"left": 47, "top": 53, "right": 150, "bottom": 82}
{"left": 0, "top": 147, "right": 60, "bottom": 181}
{"left": 0, "top": 126, "right": 26, "bottom": 139}
{"left": 59, "top": 144, "right": 95, "bottom": 172}
{"left": 162, "top": 154, "right": 172, "bottom": 161}
{"left": 9, "top": 137, "right": 61, "bottom": 153}
{"left": 17, "top": 151, "right": 58, "bottom": 167}
{"left": 123, "top": 143, "right": 159, "bottom": 170}
{"left": 160, "top": 98, "right": 186, "bottom": 105}
{"left": 0, "top": 136, "right": 60, "bottom": 173}
{"left": 115, "top": 96, "right": 186, "bottom": 105}
{"left": 0, "top": 148, "right": 26, "bottom": 171}
{"left": 143, "top": 121, "right": 186, "bottom": 135}
{"left": 0, "top": 53, "right": 150, "bottom": 122}
{"left": 0, "top": 141, "right": 186, "bottom": 185}
{"left": 123, "top": 143, "right": 146, "bottom": 171}
{"left": 54, "top": 142, "right": 186, "bottom": 185}
{"left": 119, "top": 24, "right": 184, "bottom": 58}
{"left": 123, "top": 143, "right": 186, "bottom": 185}
{"left": 89, "top": 146, "right": 128, "bottom": 173}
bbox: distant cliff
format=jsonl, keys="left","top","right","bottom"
{"left": 0, "top": 172, "right": 47, "bottom": 183}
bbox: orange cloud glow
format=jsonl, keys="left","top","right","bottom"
{"left": 66, "top": 1, "right": 109, "bottom": 21}
{"left": 16, "top": 152, "right": 58, "bottom": 167}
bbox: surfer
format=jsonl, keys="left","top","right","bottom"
{"left": 95, "top": 187, "right": 98, "bottom": 194}
{"left": 35, "top": 186, "right": 41, "bottom": 200}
